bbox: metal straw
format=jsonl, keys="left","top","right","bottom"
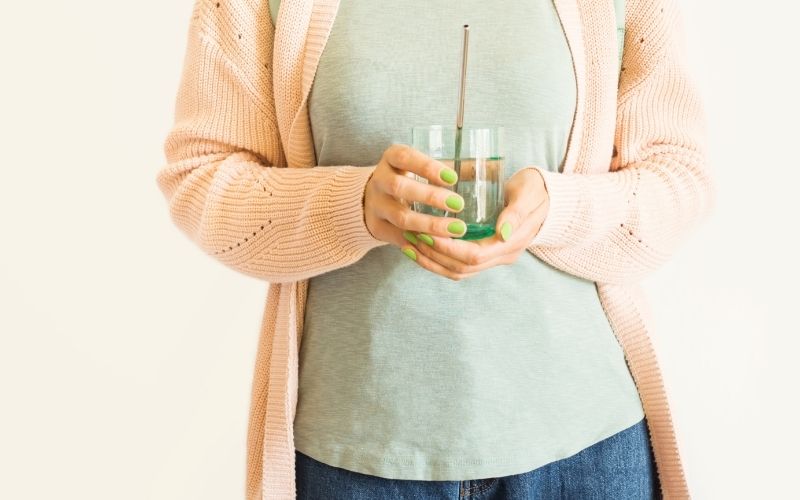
{"left": 454, "top": 24, "right": 470, "bottom": 179}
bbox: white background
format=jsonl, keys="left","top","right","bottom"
{"left": 1, "top": 1, "right": 797, "bottom": 499}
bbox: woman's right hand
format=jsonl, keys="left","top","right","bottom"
{"left": 364, "top": 143, "right": 468, "bottom": 251}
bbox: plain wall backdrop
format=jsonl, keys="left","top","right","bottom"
{"left": 1, "top": 1, "right": 797, "bottom": 499}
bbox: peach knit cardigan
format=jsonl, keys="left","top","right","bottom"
{"left": 155, "top": 0, "right": 716, "bottom": 498}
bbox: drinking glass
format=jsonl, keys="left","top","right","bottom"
{"left": 411, "top": 125, "right": 505, "bottom": 240}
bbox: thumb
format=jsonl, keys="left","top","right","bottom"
{"left": 495, "top": 196, "right": 523, "bottom": 242}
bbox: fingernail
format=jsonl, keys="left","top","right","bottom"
{"left": 445, "top": 194, "right": 464, "bottom": 211}
{"left": 401, "top": 247, "right": 417, "bottom": 261}
{"left": 416, "top": 233, "right": 434, "bottom": 246}
{"left": 402, "top": 230, "right": 419, "bottom": 245}
{"left": 500, "top": 221, "right": 512, "bottom": 241}
{"left": 448, "top": 220, "right": 466, "bottom": 236}
{"left": 439, "top": 168, "right": 458, "bottom": 185}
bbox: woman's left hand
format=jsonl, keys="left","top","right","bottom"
{"left": 409, "top": 167, "right": 550, "bottom": 281}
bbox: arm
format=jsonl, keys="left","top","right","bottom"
{"left": 155, "top": 1, "right": 387, "bottom": 284}
{"left": 525, "top": 0, "right": 716, "bottom": 285}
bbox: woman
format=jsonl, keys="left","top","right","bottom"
{"left": 155, "top": 0, "right": 715, "bottom": 498}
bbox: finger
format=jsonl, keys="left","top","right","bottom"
{"left": 399, "top": 239, "right": 481, "bottom": 281}
{"left": 378, "top": 196, "right": 468, "bottom": 238}
{"left": 413, "top": 234, "right": 516, "bottom": 274}
{"left": 369, "top": 218, "right": 468, "bottom": 280}
{"left": 370, "top": 218, "right": 474, "bottom": 281}
{"left": 495, "top": 187, "right": 543, "bottom": 243}
{"left": 495, "top": 205, "right": 525, "bottom": 243}
{"left": 416, "top": 207, "right": 543, "bottom": 265}
{"left": 371, "top": 217, "right": 419, "bottom": 248}
{"left": 382, "top": 143, "right": 459, "bottom": 187}
{"left": 414, "top": 232, "right": 507, "bottom": 266}
{"left": 383, "top": 172, "right": 464, "bottom": 215}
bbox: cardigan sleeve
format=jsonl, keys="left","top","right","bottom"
{"left": 155, "top": 1, "right": 387, "bottom": 284}
{"left": 525, "top": 0, "right": 716, "bottom": 285}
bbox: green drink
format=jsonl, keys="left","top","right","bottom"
{"left": 411, "top": 126, "right": 505, "bottom": 241}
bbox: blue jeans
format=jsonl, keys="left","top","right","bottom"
{"left": 295, "top": 417, "right": 660, "bottom": 499}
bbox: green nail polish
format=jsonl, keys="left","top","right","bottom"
{"left": 439, "top": 168, "right": 458, "bottom": 184}
{"left": 500, "top": 221, "right": 512, "bottom": 241}
{"left": 416, "top": 233, "right": 434, "bottom": 246}
{"left": 448, "top": 220, "right": 466, "bottom": 235}
{"left": 402, "top": 247, "right": 417, "bottom": 261}
{"left": 402, "top": 230, "right": 419, "bottom": 245}
{"left": 445, "top": 194, "right": 464, "bottom": 211}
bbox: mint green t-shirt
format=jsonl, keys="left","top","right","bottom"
{"left": 270, "top": 0, "right": 645, "bottom": 481}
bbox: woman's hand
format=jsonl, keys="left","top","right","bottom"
{"left": 364, "top": 143, "right": 469, "bottom": 250}
{"left": 407, "top": 167, "right": 550, "bottom": 281}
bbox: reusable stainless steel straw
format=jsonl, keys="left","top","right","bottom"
{"left": 454, "top": 24, "right": 470, "bottom": 179}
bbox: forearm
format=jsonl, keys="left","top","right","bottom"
{"left": 524, "top": 0, "right": 716, "bottom": 285}
{"left": 156, "top": 150, "right": 387, "bottom": 283}
{"left": 525, "top": 148, "right": 715, "bottom": 285}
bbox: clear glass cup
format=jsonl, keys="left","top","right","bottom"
{"left": 411, "top": 125, "right": 505, "bottom": 240}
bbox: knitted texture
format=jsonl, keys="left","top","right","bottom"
{"left": 154, "top": 0, "right": 715, "bottom": 498}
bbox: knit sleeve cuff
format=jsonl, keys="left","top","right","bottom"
{"left": 526, "top": 167, "right": 585, "bottom": 248}
{"left": 329, "top": 165, "right": 388, "bottom": 256}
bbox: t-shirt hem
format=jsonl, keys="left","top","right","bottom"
{"left": 293, "top": 410, "right": 646, "bottom": 481}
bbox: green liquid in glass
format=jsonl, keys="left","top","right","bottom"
{"left": 460, "top": 223, "right": 496, "bottom": 241}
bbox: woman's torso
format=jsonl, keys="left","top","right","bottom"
{"left": 269, "top": 0, "right": 645, "bottom": 481}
